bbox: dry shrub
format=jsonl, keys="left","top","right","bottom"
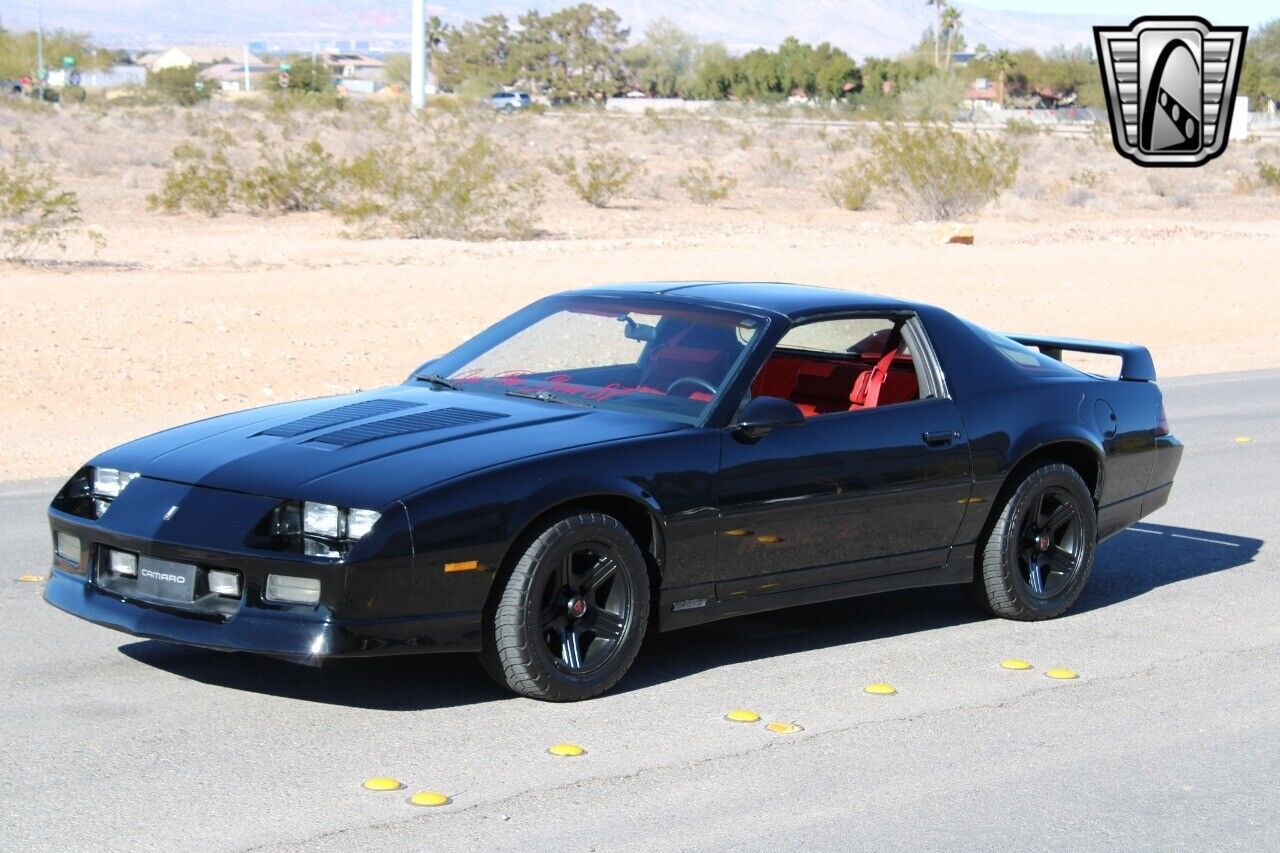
{"left": 677, "top": 161, "right": 736, "bottom": 205}
{"left": 0, "top": 153, "right": 86, "bottom": 262}
{"left": 869, "top": 124, "right": 1019, "bottom": 221}
{"left": 147, "top": 129, "right": 236, "bottom": 216}
{"left": 339, "top": 131, "right": 541, "bottom": 240}
{"left": 238, "top": 139, "right": 343, "bottom": 214}
{"left": 558, "top": 147, "right": 642, "bottom": 208}
{"left": 825, "top": 166, "right": 873, "bottom": 211}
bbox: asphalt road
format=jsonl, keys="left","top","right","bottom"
{"left": 1, "top": 370, "right": 1277, "bottom": 852}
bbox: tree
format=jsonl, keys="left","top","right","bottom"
{"left": 621, "top": 18, "right": 702, "bottom": 97}
{"left": 437, "top": 14, "right": 514, "bottom": 91}
{"left": 0, "top": 27, "right": 110, "bottom": 79}
{"left": 1241, "top": 18, "right": 1280, "bottom": 109}
{"left": 942, "top": 6, "right": 963, "bottom": 69}
{"left": 282, "top": 57, "right": 333, "bottom": 94}
{"left": 926, "top": 0, "right": 947, "bottom": 68}
{"left": 510, "top": 4, "right": 629, "bottom": 101}
{"left": 147, "top": 65, "right": 212, "bottom": 105}
{"left": 988, "top": 49, "right": 1016, "bottom": 107}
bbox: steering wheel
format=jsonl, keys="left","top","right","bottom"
{"left": 665, "top": 376, "right": 717, "bottom": 397}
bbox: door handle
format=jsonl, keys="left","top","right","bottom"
{"left": 923, "top": 430, "right": 959, "bottom": 446}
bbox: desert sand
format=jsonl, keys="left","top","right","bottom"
{"left": 2, "top": 102, "right": 1278, "bottom": 480}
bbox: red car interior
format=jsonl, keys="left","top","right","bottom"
{"left": 751, "top": 350, "right": 919, "bottom": 416}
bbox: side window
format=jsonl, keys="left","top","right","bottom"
{"left": 750, "top": 316, "right": 925, "bottom": 417}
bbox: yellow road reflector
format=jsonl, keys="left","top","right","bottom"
{"left": 725, "top": 528, "right": 751, "bottom": 537}
{"left": 362, "top": 777, "right": 404, "bottom": 791}
{"left": 17, "top": 574, "right": 46, "bottom": 583}
{"left": 1045, "top": 667, "right": 1078, "bottom": 680}
{"left": 755, "top": 534, "right": 782, "bottom": 544}
{"left": 766, "top": 721, "right": 803, "bottom": 734}
{"left": 724, "top": 708, "right": 761, "bottom": 723}
{"left": 444, "top": 559, "right": 482, "bottom": 573}
{"left": 864, "top": 682, "right": 897, "bottom": 695}
{"left": 547, "top": 743, "right": 585, "bottom": 757}
{"left": 408, "top": 791, "right": 451, "bottom": 807}
{"left": 1234, "top": 436, "right": 1251, "bottom": 444}
{"left": 1001, "top": 658, "right": 1033, "bottom": 670}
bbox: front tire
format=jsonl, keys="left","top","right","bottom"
{"left": 481, "top": 513, "right": 650, "bottom": 701}
{"left": 967, "top": 463, "right": 1097, "bottom": 620}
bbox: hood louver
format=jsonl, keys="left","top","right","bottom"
{"left": 256, "top": 399, "right": 418, "bottom": 438}
{"left": 307, "top": 407, "right": 508, "bottom": 447}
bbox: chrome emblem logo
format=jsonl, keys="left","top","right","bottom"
{"left": 1094, "top": 17, "right": 1248, "bottom": 167}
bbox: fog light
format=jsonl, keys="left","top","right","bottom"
{"left": 108, "top": 550, "right": 138, "bottom": 578}
{"left": 55, "top": 532, "right": 81, "bottom": 564}
{"left": 265, "top": 574, "right": 321, "bottom": 605}
{"left": 207, "top": 569, "right": 241, "bottom": 597}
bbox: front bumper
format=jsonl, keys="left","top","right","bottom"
{"left": 44, "top": 569, "right": 482, "bottom": 661}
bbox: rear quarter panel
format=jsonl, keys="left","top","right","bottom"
{"left": 917, "top": 305, "right": 1164, "bottom": 548}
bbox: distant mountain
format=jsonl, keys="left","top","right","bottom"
{"left": 1, "top": 0, "right": 1113, "bottom": 56}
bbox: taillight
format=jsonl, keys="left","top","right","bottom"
{"left": 1156, "top": 402, "right": 1170, "bottom": 436}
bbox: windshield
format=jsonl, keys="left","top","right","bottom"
{"left": 427, "top": 296, "right": 766, "bottom": 424}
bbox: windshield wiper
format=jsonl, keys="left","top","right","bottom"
{"left": 504, "top": 388, "right": 595, "bottom": 409}
{"left": 415, "top": 373, "right": 462, "bottom": 391}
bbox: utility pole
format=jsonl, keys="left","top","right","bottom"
{"left": 243, "top": 45, "right": 251, "bottom": 92}
{"left": 410, "top": 0, "right": 425, "bottom": 112}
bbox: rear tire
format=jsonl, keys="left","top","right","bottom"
{"left": 481, "top": 513, "right": 649, "bottom": 701}
{"left": 967, "top": 463, "right": 1097, "bottom": 621}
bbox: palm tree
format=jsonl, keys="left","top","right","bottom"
{"left": 926, "top": 0, "right": 947, "bottom": 69}
{"left": 426, "top": 15, "right": 445, "bottom": 85}
{"left": 989, "top": 49, "right": 1015, "bottom": 107}
{"left": 942, "top": 6, "right": 962, "bottom": 70}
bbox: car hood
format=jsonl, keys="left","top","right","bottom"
{"left": 91, "top": 386, "right": 686, "bottom": 509}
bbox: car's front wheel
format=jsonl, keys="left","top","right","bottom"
{"left": 481, "top": 512, "right": 650, "bottom": 701}
{"left": 967, "top": 463, "right": 1097, "bottom": 620}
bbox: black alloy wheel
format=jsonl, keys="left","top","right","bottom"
{"left": 1017, "top": 486, "right": 1085, "bottom": 599}
{"left": 482, "top": 512, "right": 650, "bottom": 701}
{"left": 967, "top": 463, "right": 1098, "bottom": 621}
{"left": 537, "top": 544, "right": 633, "bottom": 675}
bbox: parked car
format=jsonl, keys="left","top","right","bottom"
{"left": 490, "top": 91, "right": 531, "bottom": 112}
{"left": 44, "top": 283, "right": 1182, "bottom": 701}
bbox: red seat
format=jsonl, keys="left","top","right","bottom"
{"left": 752, "top": 352, "right": 917, "bottom": 416}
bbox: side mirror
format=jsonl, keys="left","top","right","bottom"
{"left": 733, "top": 396, "right": 805, "bottom": 439}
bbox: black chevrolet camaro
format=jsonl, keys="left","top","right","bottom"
{"left": 45, "top": 282, "right": 1183, "bottom": 701}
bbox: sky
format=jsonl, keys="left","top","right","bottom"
{"left": 972, "top": 0, "right": 1276, "bottom": 26}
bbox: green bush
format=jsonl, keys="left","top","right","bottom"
{"left": 677, "top": 161, "right": 736, "bottom": 204}
{"left": 825, "top": 166, "right": 873, "bottom": 211}
{"left": 1259, "top": 161, "right": 1280, "bottom": 190}
{"left": 0, "top": 153, "right": 84, "bottom": 262}
{"left": 238, "top": 139, "right": 342, "bottom": 213}
{"left": 868, "top": 124, "right": 1019, "bottom": 221}
{"left": 559, "top": 147, "right": 641, "bottom": 208}
{"left": 147, "top": 130, "right": 236, "bottom": 216}
{"left": 899, "top": 74, "right": 965, "bottom": 121}
{"left": 339, "top": 133, "right": 541, "bottom": 240}
{"left": 147, "top": 66, "right": 212, "bottom": 106}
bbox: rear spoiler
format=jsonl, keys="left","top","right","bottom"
{"left": 1007, "top": 334, "right": 1156, "bottom": 382}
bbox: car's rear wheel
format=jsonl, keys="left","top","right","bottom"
{"left": 481, "top": 512, "right": 649, "bottom": 701}
{"left": 967, "top": 463, "right": 1097, "bottom": 620}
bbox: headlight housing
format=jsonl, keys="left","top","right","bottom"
{"left": 52, "top": 466, "right": 140, "bottom": 519}
{"left": 256, "top": 501, "right": 382, "bottom": 559}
